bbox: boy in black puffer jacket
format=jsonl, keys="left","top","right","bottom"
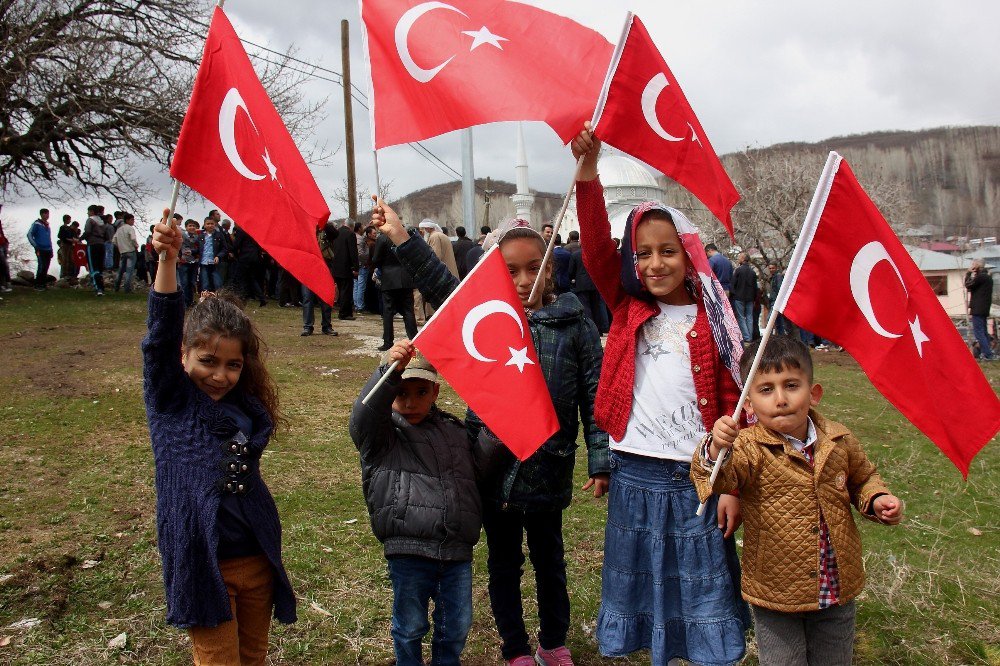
{"left": 350, "top": 344, "right": 482, "bottom": 666}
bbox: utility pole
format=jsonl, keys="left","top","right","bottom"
{"left": 341, "top": 19, "right": 358, "bottom": 223}
{"left": 481, "top": 177, "right": 493, "bottom": 230}
{"left": 461, "top": 128, "right": 475, "bottom": 231}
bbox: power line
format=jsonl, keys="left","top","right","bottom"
{"left": 132, "top": 7, "right": 580, "bottom": 203}
{"left": 134, "top": 7, "right": 473, "bottom": 187}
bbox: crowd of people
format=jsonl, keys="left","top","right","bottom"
{"left": 3, "top": 202, "right": 619, "bottom": 353}
{"left": 133, "top": 126, "right": 915, "bottom": 666}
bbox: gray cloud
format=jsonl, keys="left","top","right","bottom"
{"left": 3, "top": 0, "right": 998, "bottom": 235}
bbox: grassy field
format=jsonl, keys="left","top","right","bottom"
{"left": 0, "top": 287, "right": 998, "bottom": 665}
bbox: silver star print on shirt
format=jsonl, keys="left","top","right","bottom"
{"left": 642, "top": 341, "right": 669, "bottom": 360}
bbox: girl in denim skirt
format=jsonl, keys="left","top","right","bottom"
{"left": 571, "top": 126, "right": 750, "bottom": 665}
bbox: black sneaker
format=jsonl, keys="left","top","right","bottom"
{"left": 322, "top": 329, "right": 338, "bottom": 336}
{"left": 300, "top": 329, "right": 313, "bottom": 336}
{"left": 377, "top": 343, "right": 392, "bottom": 352}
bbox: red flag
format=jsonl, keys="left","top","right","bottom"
{"left": 592, "top": 14, "right": 739, "bottom": 236}
{"left": 361, "top": 0, "right": 612, "bottom": 148}
{"left": 170, "top": 7, "right": 334, "bottom": 304}
{"left": 775, "top": 152, "right": 1000, "bottom": 476}
{"left": 412, "top": 246, "right": 559, "bottom": 460}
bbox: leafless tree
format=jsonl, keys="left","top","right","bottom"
{"left": 727, "top": 148, "right": 912, "bottom": 276}
{"left": 332, "top": 177, "right": 394, "bottom": 224}
{"left": 1, "top": 0, "right": 327, "bottom": 208}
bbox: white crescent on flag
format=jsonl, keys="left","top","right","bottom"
{"left": 461, "top": 299, "right": 525, "bottom": 362}
{"left": 218, "top": 87, "right": 266, "bottom": 181}
{"left": 394, "top": 2, "right": 469, "bottom": 83}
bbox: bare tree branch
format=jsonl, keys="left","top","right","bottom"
{"left": 1, "top": 0, "right": 331, "bottom": 209}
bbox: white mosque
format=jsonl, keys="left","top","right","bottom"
{"left": 511, "top": 123, "right": 666, "bottom": 240}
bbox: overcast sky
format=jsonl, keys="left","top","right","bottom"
{"left": 4, "top": 0, "right": 1000, "bottom": 241}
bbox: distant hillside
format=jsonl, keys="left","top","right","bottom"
{"left": 384, "top": 126, "right": 1000, "bottom": 241}
{"left": 706, "top": 126, "right": 1000, "bottom": 241}
{"left": 385, "top": 178, "right": 563, "bottom": 233}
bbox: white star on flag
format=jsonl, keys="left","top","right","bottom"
{"left": 909, "top": 315, "right": 930, "bottom": 357}
{"left": 262, "top": 148, "right": 278, "bottom": 182}
{"left": 462, "top": 26, "right": 508, "bottom": 51}
{"left": 505, "top": 346, "right": 534, "bottom": 373}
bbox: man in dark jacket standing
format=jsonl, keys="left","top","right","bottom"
{"left": 372, "top": 230, "right": 418, "bottom": 351}
{"left": 231, "top": 225, "right": 266, "bottom": 306}
{"left": 731, "top": 252, "right": 758, "bottom": 343}
{"left": 452, "top": 226, "right": 475, "bottom": 279}
{"left": 82, "top": 205, "right": 108, "bottom": 296}
{"left": 332, "top": 221, "right": 359, "bottom": 320}
{"left": 966, "top": 259, "right": 995, "bottom": 360}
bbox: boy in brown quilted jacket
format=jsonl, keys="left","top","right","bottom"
{"left": 692, "top": 335, "right": 903, "bottom": 666}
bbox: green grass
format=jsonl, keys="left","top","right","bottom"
{"left": 0, "top": 287, "right": 998, "bottom": 665}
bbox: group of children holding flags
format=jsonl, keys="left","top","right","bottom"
{"left": 143, "top": 126, "right": 902, "bottom": 665}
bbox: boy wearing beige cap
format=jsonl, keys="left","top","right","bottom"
{"left": 350, "top": 340, "right": 483, "bottom": 666}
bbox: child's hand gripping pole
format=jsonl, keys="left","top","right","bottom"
{"left": 158, "top": 180, "right": 182, "bottom": 263}
{"left": 361, "top": 339, "right": 417, "bottom": 406}
{"left": 695, "top": 306, "right": 782, "bottom": 516}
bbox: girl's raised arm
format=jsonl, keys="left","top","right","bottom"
{"left": 142, "top": 209, "right": 188, "bottom": 414}
{"left": 152, "top": 209, "right": 181, "bottom": 294}
{"left": 571, "top": 125, "right": 627, "bottom": 311}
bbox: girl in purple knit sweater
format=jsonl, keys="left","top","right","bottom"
{"left": 145, "top": 211, "right": 295, "bottom": 664}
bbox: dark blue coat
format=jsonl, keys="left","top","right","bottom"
{"left": 142, "top": 290, "right": 296, "bottom": 628}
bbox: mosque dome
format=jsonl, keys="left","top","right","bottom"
{"left": 536, "top": 152, "right": 665, "bottom": 241}
{"left": 595, "top": 154, "right": 665, "bottom": 238}
{"left": 598, "top": 155, "right": 663, "bottom": 195}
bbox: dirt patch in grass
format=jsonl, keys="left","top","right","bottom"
{"left": 7, "top": 333, "right": 129, "bottom": 399}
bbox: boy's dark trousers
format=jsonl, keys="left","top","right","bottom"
{"left": 178, "top": 263, "right": 200, "bottom": 306}
{"left": 86, "top": 243, "right": 106, "bottom": 293}
{"left": 386, "top": 556, "right": 473, "bottom": 666}
{"left": 34, "top": 250, "right": 53, "bottom": 288}
{"left": 752, "top": 600, "right": 856, "bottom": 666}
{"left": 482, "top": 505, "right": 570, "bottom": 660}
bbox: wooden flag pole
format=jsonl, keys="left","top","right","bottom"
{"left": 361, "top": 359, "right": 399, "bottom": 405}
{"left": 527, "top": 156, "right": 584, "bottom": 305}
{"left": 157, "top": 179, "right": 182, "bottom": 263}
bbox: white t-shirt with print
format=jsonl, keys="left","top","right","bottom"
{"left": 613, "top": 302, "right": 707, "bottom": 461}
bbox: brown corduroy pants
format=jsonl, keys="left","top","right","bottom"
{"left": 188, "top": 555, "right": 274, "bottom": 666}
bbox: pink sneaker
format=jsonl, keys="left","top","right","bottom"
{"left": 506, "top": 657, "right": 535, "bottom": 666}
{"left": 535, "top": 645, "right": 574, "bottom": 665}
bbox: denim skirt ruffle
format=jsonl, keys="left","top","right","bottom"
{"left": 597, "top": 451, "right": 750, "bottom": 666}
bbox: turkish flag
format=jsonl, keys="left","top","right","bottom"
{"left": 775, "top": 153, "right": 1000, "bottom": 477}
{"left": 361, "top": 0, "right": 612, "bottom": 148}
{"left": 593, "top": 14, "right": 739, "bottom": 237}
{"left": 170, "top": 7, "right": 335, "bottom": 304}
{"left": 412, "top": 246, "right": 559, "bottom": 460}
